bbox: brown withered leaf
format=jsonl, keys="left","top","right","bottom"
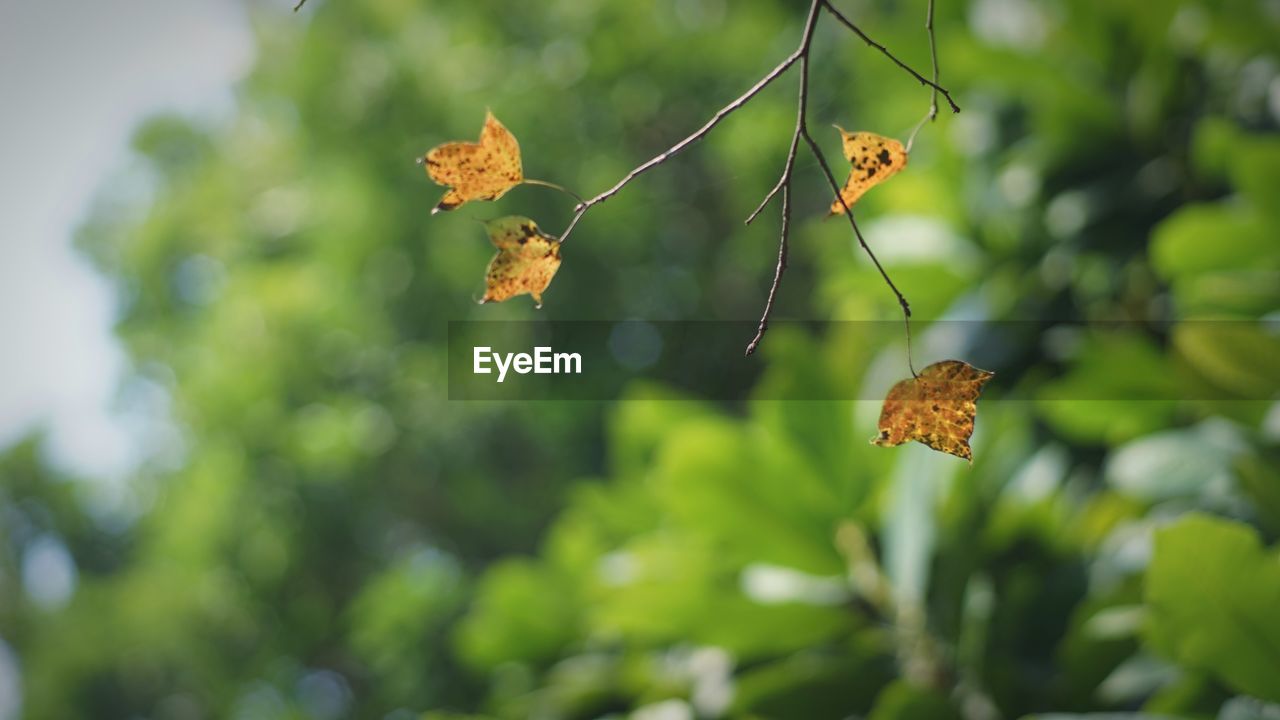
{"left": 871, "top": 360, "right": 994, "bottom": 462}
{"left": 424, "top": 111, "right": 523, "bottom": 214}
{"left": 480, "top": 216, "right": 562, "bottom": 308}
{"left": 829, "top": 128, "right": 908, "bottom": 215}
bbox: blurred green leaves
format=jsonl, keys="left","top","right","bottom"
{"left": 1151, "top": 118, "right": 1280, "bottom": 411}
{"left": 869, "top": 681, "right": 963, "bottom": 720}
{"left": 1145, "top": 515, "right": 1280, "bottom": 701}
{"left": 2, "top": 0, "right": 1279, "bottom": 717}
{"left": 456, "top": 559, "right": 580, "bottom": 671}
{"left": 349, "top": 550, "right": 466, "bottom": 700}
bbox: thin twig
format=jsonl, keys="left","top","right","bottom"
{"left": 293, "top": 0, "right": 308, "bottom": 10}
{"left": 926, "top": 0, "right": 940, "bottom": 114}
{"left": 803, "top": 128, "right": 917, "bottom": 376}
{"left": 821, "top": 0, "right": 959, "bottom": 114}
{"left": 745, "top": 177, "right": 785, "bottom": 226}
{"left": 558, "top": 48, "right": 805, "bottom": 245}
{"left": 745, "top": 0, "right": 822, "bottom": 355}
{"left": 746, "top": 185, "right": 793, "bottom": 356}
{"left": 905, "top": 0, "right": 941, "bottom": 152}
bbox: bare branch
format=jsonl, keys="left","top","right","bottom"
{"left": 558, "top": 48, "right": 804, "bottom": 245}
{"left": 293, "top": 0, "right": 308, "bottom": 11}
{"left": 925, "top": 0, "right": 941, "bottom": 114}
{"left": 745, "top": 1, "right": 823, "bottom": 355}
{"left": 745, "top": 185, "right": 793, "bottom": 356}
{"left": 821, "top": 0, "right": 960, "bottom": 114}
{"left": 548, "top": 0, "right": 933, "bottom": 366}
{"left": 745, "top": 176, "right": 786, "bottom": 226}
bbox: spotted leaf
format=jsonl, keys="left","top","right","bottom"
{"left": 829, "top": 128, "right": 907, "bottom": 215}
{"left": 871, "top": 360, "right": 994, "bottom": 462}
{"left": 424, "top": 111, "right": 523, "bottom": 214}
{"left": 480, "top": 216, "right": 562, "bottom": 308}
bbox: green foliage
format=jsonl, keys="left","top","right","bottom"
{"left": 1146, "top": 515, "right": 1280, "bottom": 702}
{"left": 456, "top": 559, "right": 580, "bottom": 671}
{"left": 870, "top": 682, "right": 964, "bottom": 720}
{"left": 1, "top": 0, "right": 1278, "bottom": 718}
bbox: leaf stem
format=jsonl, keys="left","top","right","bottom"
{"left": 522, "top": 178, "right": 584, "bottom": 204}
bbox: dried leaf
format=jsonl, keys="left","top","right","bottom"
{"left": 480, "top": 216, "right": 562, "bottom": 308}
{"left": 829, "top": 128, "right": 908, "bottom": 215}
{"left": 424, "top": 111, "right": 523, "bottom": 214}
{"left": 871, "top": 360, "right": 994, "bottom": 462}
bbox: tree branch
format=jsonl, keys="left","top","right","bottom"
{"left": 744, "top": 0, "right": 822, "bottom": 356}
{"left": 551, "top": 0, "right": 934, "bottom": 367}
{"left": 745, "top": 183, "right": 793, "bottom": 356}
{"left": 557, "top": 47, "right": 805, "bottom": 245}
{"left": 821, "top": 0, "right": 959, "bottom": 114}
{"left": 293, "top": 0, "right": 308, "bottom": 11}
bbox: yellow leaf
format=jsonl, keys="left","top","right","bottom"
{"left": 871, "top": 360, "right": 994, "bottom": 462}
{"left": 480, "top": 216, "right": 562, "bottom": 308}
{"left": 829, "top": 128, "right": 907, "bottom": 215}
{"left": 424, "top": 111, "right": 523, "bottom": 214}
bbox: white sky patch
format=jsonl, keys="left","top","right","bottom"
{"left": 0, "top": 0, "right": 253, "bottom": 479}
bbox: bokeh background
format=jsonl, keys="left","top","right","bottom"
{"left": 1, "top": 0, "right": 1279, "bottom": 718}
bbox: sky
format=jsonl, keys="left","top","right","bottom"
{"left": 0, "top": 0, "right": 254, "bottom": 481}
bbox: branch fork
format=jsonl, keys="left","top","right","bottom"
{"left": 554, "top": 0, "right": 955, "bottom": 365}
